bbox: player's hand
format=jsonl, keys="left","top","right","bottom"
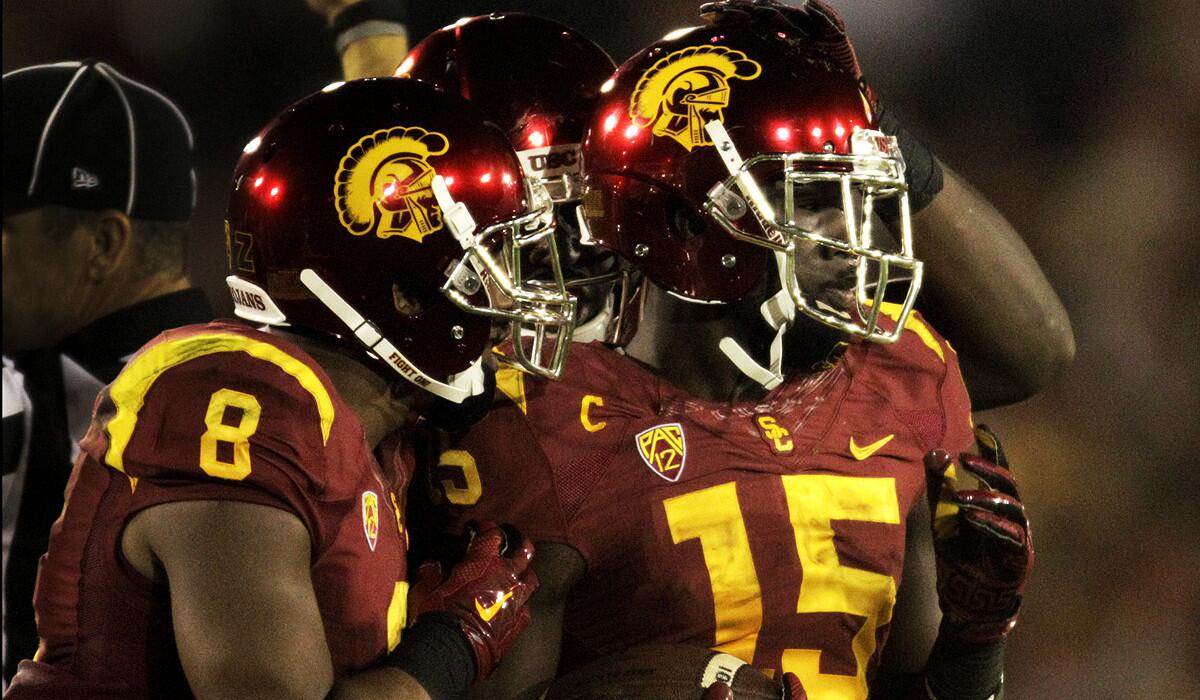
{"left": 700, "top": 0, "right": 861, "bottom": 78}
{"left": 924, "top": 426, "right": 1034, "bottom": 644}
{"left": 409, "top": 521, "right": 539, "bottom": 681}
{"left": 305, "top": 0, "right": 360, "bottom": 24}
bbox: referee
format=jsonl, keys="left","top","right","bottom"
{"left": 2, "top": 59, "right": 212, "bottom": 685}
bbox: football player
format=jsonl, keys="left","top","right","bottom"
{"left": 340, "top": 3, "right": 1072, "bottom": 408}
{"left": 423, "top": 5, "right": 1033, "bottom": 700}
{"left": 4, "top": 78, "right": 577, "bottom": 699}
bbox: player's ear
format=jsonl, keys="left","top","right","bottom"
{"left": 86, "top": 209, "right": 134, "bottom": 282}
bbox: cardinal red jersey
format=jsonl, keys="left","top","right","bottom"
{"left": 6, "top": 321, "right": 411, "bottom": 698}
{"left": 432, "top": 308, "right": 972, "bottom": 700}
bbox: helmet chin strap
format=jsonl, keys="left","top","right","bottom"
{"left": 297, "top": 269, "right": 480, "bottom": 404}
{"left": 718, "top": 251, "right": 795, "bottom": 391}
{"left": 704, "top": 118, "right": 796, "bottom": 391}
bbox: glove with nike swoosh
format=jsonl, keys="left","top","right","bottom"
{"left": 409, "top": 521, "right": 539, "bottom": 681}
{"left": 925, "top": 425, "right": 1034, "bottom": 644}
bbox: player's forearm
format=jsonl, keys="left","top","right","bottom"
{"left": 311, "top": 0, "right": 409, "bottom": 79}
{"left": 873, "top": 637, "right": 1006, "bottom": 700}
{"left": 340, "top": 34, "right": 408, "bottom": 79}
{"left": 905, "top": 163, "right": 1075, "bottom": 408}
{"left": 920, "top": 619, "right": 1007, "bottom": 700}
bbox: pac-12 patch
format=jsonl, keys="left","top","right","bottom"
{"left": 362, "top": 490, "right": 380, "bottom": 552}
{"left": 636, "top": 423, "right": 687, "bottom": 482}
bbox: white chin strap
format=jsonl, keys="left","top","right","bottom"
{"left": 298, "top": 269, "right": 481, "bottom": 404}
{"left": 704, "top": 118, "right": 795, "bottom": 391}
{"left": 718, "top": 250, "right": 795, "bottom": 391}
{"left": 572, "top": 297, "right": 614, "bottom": 344}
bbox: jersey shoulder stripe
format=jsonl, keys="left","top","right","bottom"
{"left": 104, "top": 327, "right": 336, "bottom": 475}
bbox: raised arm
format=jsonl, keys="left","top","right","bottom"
{"left": 898, "top": 159, "right": 1075, "bottom": 409}
{"left": 307, "top": 0, "right": 409, "bottom": 79}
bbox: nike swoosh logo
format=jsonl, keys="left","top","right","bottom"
{"left": 849, "top": 434, "right": 895, "bottom": 461}
{"left": 475, "top": 590, "right": 514, "bottom": 622}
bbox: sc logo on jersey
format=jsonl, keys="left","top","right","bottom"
{"left": 636, "top": 423, "right": 687, "bottom": 482}
{"left": 756, "top": 415, "right": 793, "bottom": 454}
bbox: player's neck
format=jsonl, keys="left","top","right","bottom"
{"left": 623, "top": 282, "right": 769, "bottom": 403}
{"left": 278, "top": 330, "right": 412, "bottom": 447}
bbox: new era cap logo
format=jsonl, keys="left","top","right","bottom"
{"left": 71, "top": 167, "right": 99, "bottom": 189}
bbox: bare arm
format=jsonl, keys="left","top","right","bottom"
{"left": 306, "top": 0, "right": 409, "bottom": 80}
{"left": 904, "top": 163, "right": 1075, "bottom": 409}
{"left": 124, "top": 499, "right": 429, "bottom": 700}
{"left": 467, "top": 541, "right": 586, "bottom": 700}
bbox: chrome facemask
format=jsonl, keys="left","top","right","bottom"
{"left": 702, "top": 120, "right": 923, "bottom": 344}
{"left": 434, "top": 176, "right": 577, "bottom": 379}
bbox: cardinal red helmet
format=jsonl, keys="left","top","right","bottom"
{"left": 398, "top": 13, "right": 616, "bottom": 204}
{"left": 398, "top": 13, "right": 633, "bottom": 345}
{"left": 580, "top": 14, "right": 922, "bottom": 344}
{"left": 225, "top": 78, "right": 575, "bottom": 401}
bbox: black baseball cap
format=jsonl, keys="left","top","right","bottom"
{"left": 3, "top": 60, "right": 195, "bottom": 221}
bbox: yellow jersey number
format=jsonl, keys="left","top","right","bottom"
{"left": 663, "top": 475, "right": 900, "bottom": 700}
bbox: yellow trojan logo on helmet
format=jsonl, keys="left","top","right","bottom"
{"left": 629, "top": 45, "right": 761, "bottom": 151}
{"left": 334, "top": 126, "right": 450, "bottom": 242}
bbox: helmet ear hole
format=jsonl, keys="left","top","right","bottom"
{"left": 666, "top": 194, "right": 708, "bottom": 241}
{"left": 392, "top": 283, "right": 425, "bottom": 317}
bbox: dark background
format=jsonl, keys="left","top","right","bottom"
{"left": 5, "top": 1, "right": 1198, "bottom": 696}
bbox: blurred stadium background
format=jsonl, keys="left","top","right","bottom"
{"left": 5, "top": 1, "right": 1198, "bottom": 696}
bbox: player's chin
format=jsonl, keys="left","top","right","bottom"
{"left": 812, "top": 285, "right": 855, "bottom": 316}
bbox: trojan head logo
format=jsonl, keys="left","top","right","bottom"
{"left": 629, "top": 45, "right": 761, "bottom": 151}
{"left": 635, "top": 423, "right": 687, "bottom": 482}
{"left": 334, "top": 126, "right": 450, "bottom": 242}
{"left": 362, "top": 490, "right": 380, "bottom": 552}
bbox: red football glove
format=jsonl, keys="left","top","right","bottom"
{"left": 700, "top": 0, "right": 863, "bottom": 79}
{"left": 409, "top": 522, "right": 539, "bottom": 680}
{"left": 924, "top": 426, "right": 1034, "bottom": 644}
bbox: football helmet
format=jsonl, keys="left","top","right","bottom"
{"left": 398, "top": 12, "right": 615, "bottom": 204}
{"left": 225, "top": 78, "right": 575, "bottom": 401}
{"left": 580, "top": 14, "right": 923, "bottom": 379}
{"left": 398, "top": 13, "right": 634, "bottom": 344}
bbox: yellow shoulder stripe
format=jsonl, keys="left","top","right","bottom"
{"left": 495, "top": 364, "right": 527, "bottom": 414}
{"left": 104, "top": 333, "right": 335, "bottom": 473}
{"left": 876, "top": 302, "right": 945, "bottom": 363}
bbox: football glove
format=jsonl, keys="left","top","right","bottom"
{"left": 408, "top": 521, "right": 539, "bottom": 680}
{"left": 924, "top": 425, "right": 1034, "bottom": 644}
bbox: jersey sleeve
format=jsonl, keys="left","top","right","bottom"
{"left": 864, "top": 308, "right": 975, "bottom": 455}
{"left": 89, "top": 329, "right": 338, "bottom": 545}
{"left": 937, "top": 339, "right": 975, "bottom": 456}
